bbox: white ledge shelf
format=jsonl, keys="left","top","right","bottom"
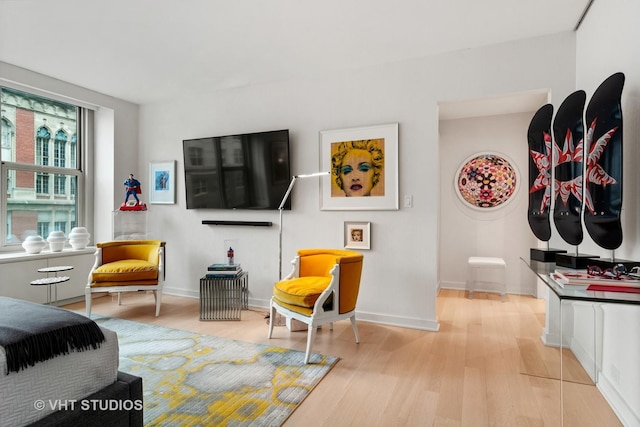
{"left": 0, "top": 247, "right": 96, "bottom": 264}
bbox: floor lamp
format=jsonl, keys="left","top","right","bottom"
{"left": 278, "top": 172, "right": 330, "bottom": 280}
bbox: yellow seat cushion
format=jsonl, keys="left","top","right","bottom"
{"left": 274, "top": 299, "right": 314, "bottom": 317}
{"left": 90, "top": 280, "right": 159, "bottom": 288}
{"left": 273, "top": 276, "right": 331, "bottom": 308}
{"left": 92, "top": 259, "right": 159, "bottom": 282}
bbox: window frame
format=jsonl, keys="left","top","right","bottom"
{"left": 0, "top": 86, "right": 89, "bottom": 250}
{"left": 1, "top": 162, "right": 85, "bottom": 247}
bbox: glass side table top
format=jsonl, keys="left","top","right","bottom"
{"left": 37, "top": 265, "right": 74, "bottom": 274}
{"left": 522, "top": 258, "right": 640, "bottom": 305}
{"left": 30, "top": 276, "right": 70, "bottom": 285}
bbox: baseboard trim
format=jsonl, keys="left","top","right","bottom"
{"left": 597, "top": 373, "right": 640, "bottom": 427}
{"left": 356, "top": 310, "right": 440, "bottom": 331}
{"left": 163, "top": 287, "right": 199, "bottom": 299}
{"left": 185, "top": 293, "right": 440, "bottom": 331}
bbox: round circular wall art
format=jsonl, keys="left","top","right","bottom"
{"left": 455, "top": 152, "right": 519, "bottom": 210}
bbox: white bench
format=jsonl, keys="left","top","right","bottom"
{"left": 467, "top": 257, "right": 506, "bottom": 301}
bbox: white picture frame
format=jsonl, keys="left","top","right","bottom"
{"left": 344, "top": 221, "right": 371, "bottom": 250}
{"left": 320, "top": 123, "right": 399, "bottom": 210}
{"left": 149, "top": 160, "right": 176, "bottom": 204}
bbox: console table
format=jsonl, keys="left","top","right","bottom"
{"left": 524, "top": 258, "right": 640, "bottom": 305}
{"left": 521, "top": 257, "right": 639, "bottom": 426}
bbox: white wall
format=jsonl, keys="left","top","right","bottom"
{"left": 138, "top": 32, "right": 577, "bottom": 331}
{"left": 573, "top": 0, "right": 640, "bottom": 424}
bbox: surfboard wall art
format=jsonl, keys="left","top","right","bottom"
{"left": 552, "top": 90, "right": 587, "bottom": 247}
{"left": 583, "top": 72, "right": 625, "bottom": 250}
{"left": 527, "top": 104, "right": 554, "bottom": 242}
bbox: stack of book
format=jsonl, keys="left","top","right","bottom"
{"left": 551, "top": 269, "right": 640, "bottom": 291}
{"left": 206, "top": 263, "right": 243, "bottom": 278}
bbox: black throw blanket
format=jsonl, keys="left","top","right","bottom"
{"left": 0, "top": 297, "right": 105, "bottom": 375}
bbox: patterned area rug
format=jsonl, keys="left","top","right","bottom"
{"left": 91, "top": 316, "right": 338, "bottom": 426}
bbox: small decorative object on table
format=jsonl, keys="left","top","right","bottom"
{"left": 552, "top": 266, "right": 640, "bottom": 290}
{"left": 47, "top": 230, "right": 67, "bottom": 252}
{"left": 227, "top": 247, "right": 234, "bottom": 265}
{"left": 68, "top": 227, "right": 90, "bottom": 249}
{"left": 120, "top": 173, "right": 147, "bottom": 211}
{"left": 22, "top": 235, "right": 47, "bottom": 254}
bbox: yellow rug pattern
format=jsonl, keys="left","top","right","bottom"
{"left": 92, "top": 316, "right": 337, "bottom": 426}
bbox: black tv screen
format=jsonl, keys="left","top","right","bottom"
{"left": 183, "top": 129, "right": 291, "bottom": 210}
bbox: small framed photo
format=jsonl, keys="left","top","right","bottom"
{"left": 344, "top": 221, "right": 371, "bottom": 250}
{"left": 149, "top": 161, "right": 176, "bottom": 204}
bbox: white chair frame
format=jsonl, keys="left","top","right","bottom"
{"left": 268, "top": 255, "right": 360, "bottom": 364}
{"left": 85, "top": 245, "right": 165, "bottom": 317}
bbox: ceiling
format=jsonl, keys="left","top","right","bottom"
{"left": 0, "top": 0, "right": 591, "bottom": 105}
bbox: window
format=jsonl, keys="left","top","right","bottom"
{"left": 54, "top": 130, "right": 67, "bottom": 167}
{"left": 187, "top": 146, "right": 204, "bottom": 166}
{"left": 1, "top": 118, "right": 11, "bottom": 149}
{"left": 54, "top": 221, "right": 66, "bottom": 234}
{"left": 1, "top": 86, "right": 87, "bottom": 247}
{"left": 37, "top": 221, "right": 49, "bottom": 239}
{"left": 36, "top": 127, "right": 51, "bottom": 165}
{"left": 54, "top": 174, "right": 66, "bottom": 195}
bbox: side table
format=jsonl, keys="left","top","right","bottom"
{"left": 200, "top": 271, "right": 248, "bottom": 321}
{"left": 32, "top": 265, "right": 74, "bottom": 305}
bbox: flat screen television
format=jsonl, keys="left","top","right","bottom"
{"left": 183, "top": 129, "right": 291, "bottom": 210}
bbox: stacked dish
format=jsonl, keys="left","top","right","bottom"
{"left": 22, "top": 235, "right": 47, "bottom": 254}
{"left": 69, "top": 227, "right": 90, "bottom": 249}
{"left": 47, "top": 231, "right": 67, "bottom": 252}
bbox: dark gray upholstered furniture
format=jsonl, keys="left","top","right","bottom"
{"left": 27, "top": 371, "right": 143, "bottom": 427}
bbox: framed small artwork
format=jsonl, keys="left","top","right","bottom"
{"left": 149, "top": 161, "right": 176, "bottom": 204}
{"left": 320, "top": 123, "right": 399, "bottom": 210}
{"left": 344, "top": 221, "right": 371, "bottom": 250}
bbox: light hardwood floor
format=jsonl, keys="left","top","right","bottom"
{"left": 64, "top": 289, "right": 621, "bottom": 427}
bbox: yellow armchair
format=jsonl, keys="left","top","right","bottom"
{"left": 268, "top": 248, "right": 364, "bottom": 363}
{"left": 86, "top": 240, "right": 166, "bottom": 317}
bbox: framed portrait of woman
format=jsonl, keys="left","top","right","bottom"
{"left": 344, "top": 221, "right": 371, "bottom": 250}
{"left": 320, "top": 123, "right": 399, "bottom": 210}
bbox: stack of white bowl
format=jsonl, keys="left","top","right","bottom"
{"left": 22, "top": 235, "right": 47, "bottom": 254}
{"left": 68, "top": 227, "right": 90, "bottom": 249}
{"left": 47, "top": 231, "right": 67, "bottom": 252}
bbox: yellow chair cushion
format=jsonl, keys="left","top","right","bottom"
{"left": 274, "top": 299, "right": 314, "bottom": 317}
{"left": 273, "top": 276, "right": 331, "bottom": 308}
{"left": 92, "top": 259, "right": 159, "bottom": 282}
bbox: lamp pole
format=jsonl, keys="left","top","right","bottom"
{"left": 278, "top": 172, "right": 329, "bottom": 279}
